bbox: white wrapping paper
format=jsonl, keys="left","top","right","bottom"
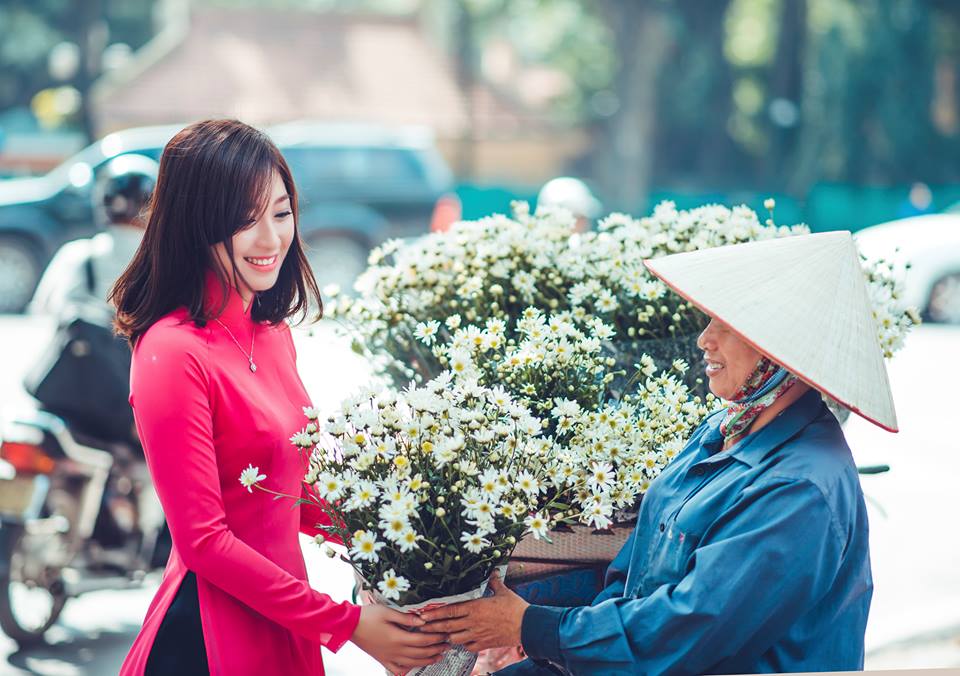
{"left": 357, "top": 565, "right": 509, "bottom": 676}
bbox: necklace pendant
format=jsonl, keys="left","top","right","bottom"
{"left": 249, "top": 361, "right": 258, "bottom": 373}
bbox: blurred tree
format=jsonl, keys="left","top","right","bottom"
{"left": 0, "top": 0, "right": 155, "bottom": 141}
{"left": 787, "top": 0, "right": 959, "bottom": 193}
{"left": 591, "top": 0, "right": 670, "bottom": 211}
{"left": 2, "top": 0, "right": 956, "bottom": 197}
{"left": 652, "top": 0, "right": 739, "bottom": 186}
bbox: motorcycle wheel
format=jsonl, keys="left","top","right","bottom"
{"left": 0, "top": 524, "right": 69, "bottom": 646}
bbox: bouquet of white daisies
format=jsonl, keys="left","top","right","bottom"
{"left": 289, "top": 375, "right": 563, "bottom": 606}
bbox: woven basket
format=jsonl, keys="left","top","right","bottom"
{"left": 506, "top": 522, "right": 633, "bottom": 583}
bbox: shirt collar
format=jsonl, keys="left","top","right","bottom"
{"left": 699, "top": 388, "right": 826, "bottom": 467}
{"left": 203, "top": 268, "right": 254, "bottom": 334}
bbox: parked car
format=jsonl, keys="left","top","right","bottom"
{"left": 269, "top": 121, "right": 459, "bottom": 293}
{"left": 854, "top": 214, "right": 960, "bottom": 325}
{"left": 0, "top": 125, "right": 178, "bottom": 313}
{"left": 0, "top": 121, "right": 459, "bottom": 313}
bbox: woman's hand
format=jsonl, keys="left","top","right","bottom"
{"left": 351, "top": 604, "right": 448, "bottom": 674}
{"left": 419, "top": 572, "right": 528, "bottom": 652}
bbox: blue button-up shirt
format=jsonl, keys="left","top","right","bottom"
{"left": 520, "top": 388, "right": 873, "bottom": 675}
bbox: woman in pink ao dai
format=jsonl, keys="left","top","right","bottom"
{"left": 112, "top": 120, "right": 445, "bottom": 675}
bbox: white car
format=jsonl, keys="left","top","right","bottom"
{"left": 854, "top": 214, "right": 960, "bottom": 324}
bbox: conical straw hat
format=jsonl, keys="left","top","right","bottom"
{"left": 643, "top": 231, "right": 898, "bottom": 432}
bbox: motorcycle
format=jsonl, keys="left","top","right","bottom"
{"left": 0, "top": 404, "right": 169, "bottom": 647}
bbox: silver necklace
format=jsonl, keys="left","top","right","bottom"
{"left": 214, "top": 319, "right": 257, "bottom": 373}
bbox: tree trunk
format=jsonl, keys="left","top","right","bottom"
{"left": 593, "top": 0, "right": 671, "bottom": 214}
{"left": 73, "top": 0, "right": 107, "bottom": 143}
{"left": 768, "top": 0, "right": 806, "bottom": 185}
{"left": 452, "top": 0, "right": 476, "bottom": 179}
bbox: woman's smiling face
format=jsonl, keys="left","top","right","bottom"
{"left": 212, "top": 170, "right": 294, "bottom": 306}
{"left": 696, "top": 317, "right": 763, "bottom": 400}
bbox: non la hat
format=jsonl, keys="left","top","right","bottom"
{"left": 643, "top": 231, "right": 898, "bottom": 433}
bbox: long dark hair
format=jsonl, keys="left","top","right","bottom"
{"left": 111, "top": 119, "right": 322, "bottom": 346}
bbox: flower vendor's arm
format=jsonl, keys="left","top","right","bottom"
{"left": 131, "top": 326, "right": 360, "bottom": 650}
{"left": 521, "top": 478, "right": 844, "bottom": 674}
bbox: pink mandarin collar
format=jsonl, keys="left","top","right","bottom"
{"left": 203, "top": 268, "right": 255, "bottom": 334}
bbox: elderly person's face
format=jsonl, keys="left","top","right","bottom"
{"left": 697, "top": 318, "right": 763, "bottom": 400}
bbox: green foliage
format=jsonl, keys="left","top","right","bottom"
{"left": 0, "top": 0, "right": 155, "bottom": 133}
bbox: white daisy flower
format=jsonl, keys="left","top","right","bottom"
{"left": 586, "top": 501, "right": 614, "bottom": 530}
{"left": 316, "top": 472, "right": 345, "bottom": 501}
{"left": 344, "top": 480, "right": 380, "bottom": 511}
{"left": 380, "top": 516, "right": 409, "bottom": 542}
{"left": 588, "top": 462, "right": 615, "bottom": 492}
{"left": 377, "top": 569, "right": 410, "bottom": 601}
{"left": 289, "top": 431, "right": 313, "bottom": 448}
{"left": 239, "top": 464, "right": 266, "bottom": 493}
{"left": 396, "top": 527, "right": 419, "bottom": 552}
{"left": 524, "top": 512, "right": 550, "bottom": 540}
{"left": 414, "top": 320, "right": 441, "bottom": 346}
{"left": 460, "top": 530, "right": 491, "bottom": 554}
{"left": 349, "top": 530, "right": 385, "bottom": 563}
{"left": 515, "top": 471, "right": 542, "bottom": 496}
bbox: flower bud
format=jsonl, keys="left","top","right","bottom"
{"left": 424, "top": 562, "right": 434, "bottom": 570}
{"left": 436, "top": 508, "right": 446, "bottom": 517}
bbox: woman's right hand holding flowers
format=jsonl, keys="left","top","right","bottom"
{"left": 351, "top": 604, "right": 447, "bottom": 674}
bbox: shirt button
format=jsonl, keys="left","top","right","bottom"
{"left": 659, "top": 523, "right": 665, "bottom": 532}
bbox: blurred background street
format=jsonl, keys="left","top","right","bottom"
{"left": 2, "top": 0, "right": 960, "bottom": 310}
{"left": 1, "top": 0, "right": 959, "bottom": 673}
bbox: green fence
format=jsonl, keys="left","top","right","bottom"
{"left": 455, "top": 183, "right": 960, "bottom": 232}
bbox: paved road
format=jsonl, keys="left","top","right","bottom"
{"left": 0, "top": 317, "right": 957, "bottom": 674}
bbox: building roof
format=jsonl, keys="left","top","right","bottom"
{"left": 91, "top": 6, "right": 554, "bottom": 139}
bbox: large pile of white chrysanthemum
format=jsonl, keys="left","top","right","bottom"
{"left": 326, "top": 199, "right": 918, "bottom": 396}
{"left": 326, "top": 200, "right": 808, "bottom": 386}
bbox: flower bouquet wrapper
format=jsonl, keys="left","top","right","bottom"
{"left": 357, "top": 565, "right": 508, "bottom": 676}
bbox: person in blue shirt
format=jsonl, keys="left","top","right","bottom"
{"left": 421, "top": 232, "right": 897, "bottom": 675}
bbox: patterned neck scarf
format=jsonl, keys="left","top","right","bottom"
{"left": 719, "top": 356, "right": 799, "bottom": 445}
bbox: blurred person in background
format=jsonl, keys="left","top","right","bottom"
{"left": 22, "top": 155, "right": 158, "bottom": 448}
{"left": 896, "top": 181, "right": 934, "bottom": 219}
{"left": 29, "top": 154, "right": 159, "bottom": 319}
{"left": 536, "top": 177, "right": 602, "bottom": 233}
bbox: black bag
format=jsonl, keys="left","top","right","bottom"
{"left": 23, "top": 257, "right": 135, "bottom": 445}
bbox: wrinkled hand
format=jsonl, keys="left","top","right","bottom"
{"left": 419, "top": 572, "right": 528, "bottom": 652}
{"left": 351, "top": 604, "right": 448, "bottom": 674}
